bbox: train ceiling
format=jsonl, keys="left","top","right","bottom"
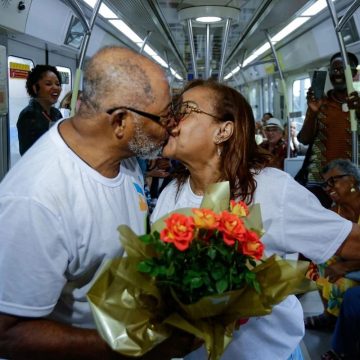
{"left": 81, "top": 0, "right": 356, "bottom": 82}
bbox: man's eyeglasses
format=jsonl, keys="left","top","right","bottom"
{"left": 321, "top": 174, "right": 349, "bottom": 188}
{"left": 171, "top": 101, "right": 222, "bottom": 124}
{"left": 106, "top": 106, "right": 167, "bottom": 125}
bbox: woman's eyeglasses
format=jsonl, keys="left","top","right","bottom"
{"left": 171, "top": 101, "right": 222, "bottom": 123}
{"left": 321, "top": 174, "right": 349, "bottom": 188}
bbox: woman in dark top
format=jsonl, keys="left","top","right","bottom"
{"left": 17, "top": 65, "right": 62, "bottom": 155}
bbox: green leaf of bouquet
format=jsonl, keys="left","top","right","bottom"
{"left": 211, "top": 265, "right": 226, "bottom": 280}
{"left": 139, "top": 234, "right": 154, "bottom": 244}
{"left": 216, "top": 278, "right": 228, "bottom": 293}
{"left": 253, "top": 280, "right": 261, "bottom": 293}
{"left": 137, "top": 260, "right": 153, "bottom": 273}
{"left": 207, "top": 247, "right": 217, "bottom": 260}
{"left": 190, "top": 277, "right": 203, "bottom": 289}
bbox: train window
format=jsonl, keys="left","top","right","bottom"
{"left": 7, "top": 56, "right": 34, "bottom": 166}
{"left": 292, "top": 77, "right": 310, "bottom": 128}
{"left": 340, "top": 17, "right": 359, "bottom": 45}
{"left": 56, "top": 66, "right": 72, "bottom": 106}
{"left": 65, "top": 16, "right": 85, "bottom": 49}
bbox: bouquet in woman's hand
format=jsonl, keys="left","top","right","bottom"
{"left": 139, "top": 201, "right": 263, "bottom": 306}
{"left": 88, "top": 182, "right": 314, "bottom": 360}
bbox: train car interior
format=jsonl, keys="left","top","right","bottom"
{"left": 1, "top": 1, "right": 360, "bottom": 359}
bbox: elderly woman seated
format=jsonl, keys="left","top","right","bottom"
{"left": 305, "top": 159, "right": 360, "bottom": 331}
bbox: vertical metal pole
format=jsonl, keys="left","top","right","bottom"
{"left": 205, "top": 24, "right": 210, "bottom": 79}
{"left": 218, "top": 19, "right": 231, "bottom": 81}
{"left": 327, "top": 0, "right": 358, "bottom": 165}
{"left": 140, "top": 31, "right": 152, "bottom": 54}
{"left": 187, "top": 19, "right": 198, "bottom": 79}
{"left": 265, "top": 30, "right": 290, "bottom": 157}
{"left": 70, "top": 0, "right": 102, "bottom": 116}
{"left": 164, "top": 50, "right": 174, "bottom": 89}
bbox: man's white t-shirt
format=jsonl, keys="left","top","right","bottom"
{"left": 151, "top": 168, "right": 352, "bottom": 360}
{"left": 0, "top": 121, "right": 148, "bottom": 328}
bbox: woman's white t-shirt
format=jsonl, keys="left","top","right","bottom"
{"left": 151, "top": 168, "right": 352, "bottom": 360}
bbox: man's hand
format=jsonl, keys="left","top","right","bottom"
{"left": 143, "top": 330, "right": 203, "bottom": 360}
{"left": 306, "top": 87, "right": 323, "bottom": 113}
{"left": 324, "top": 260, "right": 360, "bottom": 283}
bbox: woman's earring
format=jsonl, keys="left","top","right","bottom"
{"left": 217, "top": 146, "right": 222, "bottom": 157}
{"left": 351, "top": 186, "right": 356, "bottom": 193}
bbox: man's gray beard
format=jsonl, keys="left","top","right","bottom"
{"left": 128, "top": 119, "right": 163, "bottom": 159}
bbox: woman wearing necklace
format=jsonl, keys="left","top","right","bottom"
{"left": 17, "top": 65, "right": 63, "bottom": 155}
{"left": 305, "top": 159, "right": 360, "bottom": 332}
{"left": 297, "top": 52, "right": 360, "bottom": 208}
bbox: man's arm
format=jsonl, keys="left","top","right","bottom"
{"left": 336, "top": 223, "right": 360, "bottom": 260}
{"left": 0, "top": 313, "right": 196, "bottom": 360}
{"left": 0, "top": 313, "right": 120, "bottom": 360}
{"left": 297, "top": 88, "right": 322, "bottom": 145}
{"left": 297, "top": 107, "right": 318, "bottom": 145}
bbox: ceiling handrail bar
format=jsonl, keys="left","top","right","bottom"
{"left": 219, "top": 18, "right": 231, "bottom": 81}
{"left": 187, "top": 19, "right": 198, "bottom": 79}
{"left": 225, "top": 0, "right": 273, "bottom": 68}
{"left": 64, "top": 0, "right": 91, "bottom": 33}
{"left": 336, "top": 0, "right": 360, "bottom": 32}
{"left": 65, "top": 0, "right": 102, "bottom": 116}
{"left": 146, "top": 0, "right": 187, "bottom": 73}
{"left": 327, "top": 0, "right": 358, "bottom": 165}
{"left": 140, "top": 31, "right": 152, "bottom": 54}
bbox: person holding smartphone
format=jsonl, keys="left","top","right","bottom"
{"left": 297, "top": 52, "right": 360, "bottom": 208}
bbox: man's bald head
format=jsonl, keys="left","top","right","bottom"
{"left": 82, "top": 46, "right": 169, "bottom": 113}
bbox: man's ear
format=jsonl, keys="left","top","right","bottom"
{"left": 214, "top": 121, "right": 234, "bottom": 144}
{"left": 109, "top": 109, "right": 127, "bottom": 139}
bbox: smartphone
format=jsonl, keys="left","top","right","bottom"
{"left": 311, "top": 70, "right": 327, "bottom": 100}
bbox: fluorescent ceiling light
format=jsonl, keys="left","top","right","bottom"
{"left": 99, "top": 4, "right": 117, "bottom": 18}
{"left": 82, "top": 0, "right": 117, "bottom": 19}
{"left": 170, "top": 68, "right": 183, "bottom": 80}
{"left": 272, "top": 17, "right": 310, "bottom": 42}
{"left": 301, "top": 0, "right": 329, "bottom": 16}
{"left": 242, "top": 43, "right": 271, "bottom": 67}
{"left": 143, "top": 45, "right": 157, "bottom": 57}
{"left": 195, "top": 16, "right": 222, "bottom": 23}
{"left": 109, "top": 19, "right": 143, "bottom": 45}
{"left": 152, "top": 55, "right": 168, "bottom": 68}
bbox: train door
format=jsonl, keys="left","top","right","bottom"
{"left": 7, "top": 55, "right": 34, "bottom": 166}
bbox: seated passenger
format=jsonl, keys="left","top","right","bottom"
{"left": 284, "top": 121, "right": 308, "bottom": 157}
{"left": 260, "top": 117, "right": 286, "bottom": 169}
{"left": 305, "top": 159, "right": 360, "bottom": 331}
{"left": 322, "top": 286, "right": 360, "bottom": 360}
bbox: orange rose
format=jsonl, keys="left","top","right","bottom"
{"left": 192, "top": 208, "right": 219, "bottom": 230}
{"left": 160, "top": 213, "right": 195, "bottom": 251}
{"left": 219, "top": 211, "right": 246, "bottom": 246}
{"left": 241, "top": 230, "right": 264, "bottom": 259}
{"left": 230, "top": 200, "right": 249, "bottom": 217}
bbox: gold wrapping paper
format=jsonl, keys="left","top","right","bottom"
{"left": 87, "top": 181, "right": 315, "bottom": 360}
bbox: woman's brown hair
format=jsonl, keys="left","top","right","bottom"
{"left": 172, "top": 79, "right": 271, "bottom": 204}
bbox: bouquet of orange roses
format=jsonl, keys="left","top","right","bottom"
{"left": 88, "top": 182, "right": 313, "bottom": 360}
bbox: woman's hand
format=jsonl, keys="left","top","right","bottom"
{"left": 325, "top": 260, "right": 360, "bottom": 283}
